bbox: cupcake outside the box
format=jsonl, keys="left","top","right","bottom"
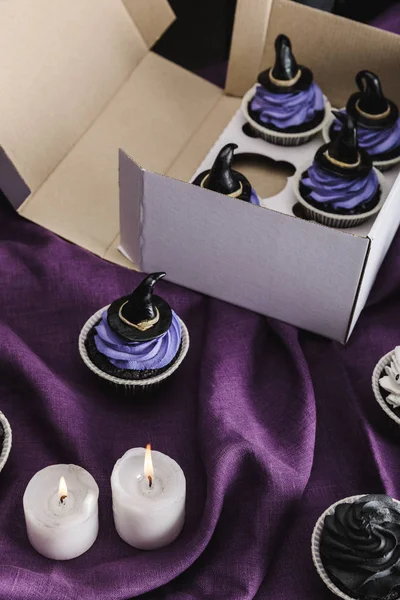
{"left": 372, "top": 346, "right": 400, "bottom": 426}
{"left": 79, "top": 273, "right": 189, "bottom": 391}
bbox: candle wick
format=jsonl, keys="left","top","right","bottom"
{"left": 60, "top": 495, "right": 67, "bottom": 504}
{"left": 148, "top": 476, "right": 153, "bottom": 489}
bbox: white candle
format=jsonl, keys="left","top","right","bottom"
{"left": 23, "top": 464, "right": 99, "bottom": 560}
{"left": 111, "top": 445, "right": 186, "bottom": 550}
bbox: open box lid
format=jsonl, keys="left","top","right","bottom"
{"left": 226, "top": 0, "right": 400, "bottom": 106}
{"left": 2, "top": 0, "right": 400, "bottom": 270}
{"left": 0, "top": 0, "right": 174, "bottom": 199}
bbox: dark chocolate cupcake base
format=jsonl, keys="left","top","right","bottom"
{"left": 79, "top": 306, "right": 190, "bottom": 388}
{"left": 84, "top": 322, "right": 183, "bottom": 381}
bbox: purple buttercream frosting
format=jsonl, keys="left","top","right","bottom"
{"left": 332, "top": 110, "right": 400, "bottom": 156}
{"left": 250, "top": 188, "right": 260, "bottom": 206}
{"left": 94, "top": 310, "right": 181, "bottom": 371}
{"left": 250, "top": 82, "right": 324, "bottom": 129}
{"left": 301, "top": 163, "right": 379, "bottom": 210}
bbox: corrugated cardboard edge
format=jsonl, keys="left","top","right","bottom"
{"left": 225, "top": 0, "right": 273, "bottom": 96}
{"left": 346, "top": 173, "right": 400, "bottom": 340}
{"left": 119, "top": 149, "right": 144, "bottom": 270}
{"left": 345, "top": 240, "right": 372, "bottom": 343}
{"left": 122, "top": 0, "right": 175, "bottom": 48}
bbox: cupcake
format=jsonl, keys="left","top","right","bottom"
{"left": 294, "top": 111, "right": 385, "bottom": 228}
{"left": 0, "top": 412, "right": 12, "bottom": 472}
{"left": 372, "top": 346, "right": 400, "bottom": 426}
{"left": 326, "top": 71, "right": 400, "bottom": 171}
{"left": 241, "top": 34, "right": 330, "bottom": 146}
{"left": 79, "top": 273, "right": 189, "bottom": 389}
{"left": 192, "top": 143, "right": 260, "bottom": 205}
{"left": 312, "top": 494, "right": 400, "bottom": 600}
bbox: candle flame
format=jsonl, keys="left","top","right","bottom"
{"left": 144, "top": 444, "right": 154, "bottom": 488}
{"left": 58, "top": 476, "right": 68, "bottom": 502}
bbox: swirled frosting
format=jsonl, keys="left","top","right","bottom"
{"left": 332, "top": 110, "right": 400, "bottom": 157}
{"left": 249, "top": 82, "right": 324, "bottom": 130}
{"left": 321, "top": 495, "right": 400, "bottom": 599}
{"left": 301, "top": 163, "right": 379, "bottom": 211}
{"left": 250, "top": 188, "right": 260, "bottom": 206}
{"left": 379, "top": 346, "right": 400, "bottom": 408}
{"left": 94, "top": 310, "right": 181, "bottom": 371}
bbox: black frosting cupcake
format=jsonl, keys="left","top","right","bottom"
{"left": 192, "top": 143, "right": 260, "bottom": 205}
{"left": 319, "top": 495, "right": 400, "bottom": 600}
{"left": 80, "top": 273, "right": 189, "bottom": 386}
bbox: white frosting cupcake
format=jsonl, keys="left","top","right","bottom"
{"left": 372, "top": 346, "right": 400, "bottom": 425}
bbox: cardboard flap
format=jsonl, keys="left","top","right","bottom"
{"left": 122, "top": 0, "right": 175, "bottom": 48}
{"left": 226, "top": 0, "right": 400, "bottom": 104}
{"left": 120, "top": 154, "right": 370, "bottom": 342}
{"left": 19, "top": 53, "right": 222, "bottom": 258}
{"left": 0, "top": 0, "right": 147, "bottom": 196}
{"left": 225, "top": 0, "right": 273, "bottom": 96}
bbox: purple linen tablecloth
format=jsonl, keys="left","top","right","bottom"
{"left": 0, "top": 181, "right": 400, "bottom": 600}
{"left": 1, "top": 8, "right": 400, "bottom": 598}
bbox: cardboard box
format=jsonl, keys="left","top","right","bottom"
{"left": 2, "top": 0, "right": 400, "bottom": 341}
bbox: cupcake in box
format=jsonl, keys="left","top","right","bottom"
{"left": 241, "top": 34, "right": 330, "bottom": 146}
{"left": 79, "top": 273, "right": 189, "bottom": 389}
{"left": 312, "top": 494, "right": 400, "bottom": 600}
{"left": 325, "top": 71, "right": 400, "bottom": 171}
{"left": 192, "top": 143, "right": 260, "bottom": 205}
{"left": 293, "top": 111, "right": 385, "bottom": 228}
{"left": 372, "top": 346, "right": 400, "bottom": 426}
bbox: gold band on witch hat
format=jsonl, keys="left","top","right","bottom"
{"left": 324, "top": 150, "right": 361, "bottom": 169}
{"left": 268, "top": 68, "right": 302, "bottom": 88}
{"left": 118, "top": 303, "right": 160, "bottom": 331}
{"left": 200, "top": 174, "right": 243, "bottom": 198}
{"left": 355, "top": 99, "right": 391, "bottom": 121}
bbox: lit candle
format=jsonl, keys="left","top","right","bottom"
{"left": 23, "top": 464, "right": 99, "bottom": 560}
{"left": 111, "top": 445, "right": 186, "bottom": 550}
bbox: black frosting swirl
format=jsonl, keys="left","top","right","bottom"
{"left": 320, "top": 495, "right": 400, "bottom": 599}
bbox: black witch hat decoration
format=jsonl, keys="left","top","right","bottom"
{"left": 258, "top": 34, "right": 313, "bottom": 93}
{"left": 347, "top": 70, "right": 398, "bottom": 129}
{"left": 192, "top": 143, "right": 252, "bottom": 202}
{"left": 315, "top": 110, "right": 372, "bottom": 177}
{"left": 107, "top": 272, "right": 172, "bottom": 342}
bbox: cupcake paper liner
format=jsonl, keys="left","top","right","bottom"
{"left": 241, "top": 85, "right": 331, "bottom": 147}
{"left": 372, "top": 349, "right": 400, "bottom": 426}
{"left": 79, "top": 306, "right": 190, "bottom": 389}
{"left": 322, "top": 113, "right": 400, "bottom": 173}
{"left": 292, "top": 166, "right": 386, "bottom": 228}
{"left": 0, "top": 412, "right": 12, "bottom": 472}
{"left": 311, "top": 494, "right": 400, "bottom": 600}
